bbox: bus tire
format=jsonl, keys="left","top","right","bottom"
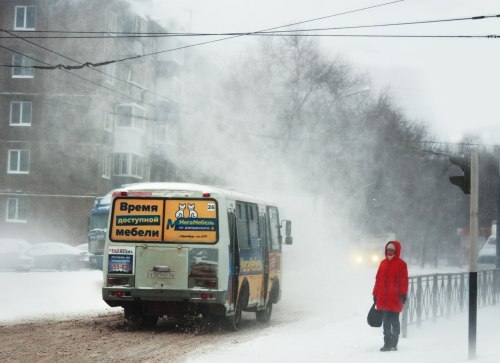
{"left": 227, "top": 285, "right": 248, "bottom": 331}
{"left": 201, "top": 313, "right": 221, "bottom": 332}
{"left": 256, "top": 301, "right": 273, "bottom": 323}
{"left": 142, "top": 315, "right": 159, "bottom": 328}
{"left": 125, "top": 313, "right": 143, "bottom": 329}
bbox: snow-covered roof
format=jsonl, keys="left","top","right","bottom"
{"left": 115, "top": 182, "right": 276, "bottom": 205}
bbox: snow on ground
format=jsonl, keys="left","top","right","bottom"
{"left": 185, "top": 264, "right": 500, "bottom": 363}
{"left": 1, "top": 267, "right": 499, "bottom": 363}
{"left": 186, "top": 305, "right": 500, "bottom": 363}
{"left": 0, "top": 269, "right": 119, "bottom": 323}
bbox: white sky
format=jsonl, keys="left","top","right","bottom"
{"left": 130, "top": 0, "right": 500, "bottom": 145}
{"left": 2, "top": 268, "right": 499, "bottom": 362}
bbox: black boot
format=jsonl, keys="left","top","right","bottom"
{"left": 390, "top": 336, "right": 399, "bottom": 351}
{"left": 380, "top": 336, "right": 392, "bottom": 352}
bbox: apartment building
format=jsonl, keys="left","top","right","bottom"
{"left": 0, "top": 0, "right": 179, "bottom": 244}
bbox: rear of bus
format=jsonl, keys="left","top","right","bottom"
{"left": 102, "top": 184, "right": 229, "bottom": 327}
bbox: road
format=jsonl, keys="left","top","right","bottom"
{"left": 0, "top": 311, "right": 276, "bottom": 362}
{"left": 1, "top": 268, "right": 499, "bottom": 362}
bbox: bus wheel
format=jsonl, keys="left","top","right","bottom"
{"left": 227, "top": 288, "right": 248, "bottom": 331}
{"left": 125, "top": 313, "right": 143, "bottom": 329}
{"left": 142, "top": 315, "right": 159, "bottom": 328}
{"left": 201, "top": 313, "right": 221, "bottom": 332}
{"left": 256, "top": 302, "right": 273, "bottom": 323}
{"left": 125, "top": 313, "right": 158, "bottom": 329}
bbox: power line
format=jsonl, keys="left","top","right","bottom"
{"left": 0, "top": 0, "right": 407, "bottom": 114}
{"left": 251, "top": 33, "right": 498, "bottom": 39}
{"left": 0, "top": 28, "right": 186, "bottom": 107}
{"left": 3, "top": 14, "right": 497, "bottom": 39}
{"left": 0, "top": 0, "right": 406, "bottom": 71}
{"left": 0, "top": 44, "right": 143, "bottom": 104}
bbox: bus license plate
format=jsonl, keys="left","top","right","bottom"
{"left": 147, "top": 271, "right": 175, "bottom": 279}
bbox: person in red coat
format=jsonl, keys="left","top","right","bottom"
{"left": 372, "top": 240, "right": 408, "bottom": 352}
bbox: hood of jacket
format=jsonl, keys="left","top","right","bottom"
{"left": 385, "top": 240, "right": 402, "bottom": 259}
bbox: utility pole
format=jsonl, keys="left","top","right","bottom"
{"left": 468, "top": 150, "right": 479, "bottom": 360}
{"left": 496, "top": 158, "right": 500, "bottom": 294}
{"left": 447, "top": 150, "right": 478, "bottom": 360}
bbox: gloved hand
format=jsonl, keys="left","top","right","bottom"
{"left": 373, "top": 296, "right": 376, "bottom": 304}
{"left": 400, "top": 295, "right": 407, "bottom": 304}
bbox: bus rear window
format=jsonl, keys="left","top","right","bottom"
{"left": 109, "top": 197, "right": 218, "bottom": 244}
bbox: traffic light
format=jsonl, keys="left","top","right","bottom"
{"left": 449, "top": 155, "right": 471, "bottom": 194}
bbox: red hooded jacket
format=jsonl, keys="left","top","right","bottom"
{"left": 372, "top": 240, "right": 408, "bottom": 312}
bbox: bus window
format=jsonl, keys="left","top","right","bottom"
{"left": 248, "top": 204, "right": 260, "bottom": 250}
{"left": 236, "top": 203, "right": 250, "bottom": 250}
{"left": 236, "top": 203, "right": 260, "bottom": 250}
{"left": 268, "top": 207, "right": 281, "bottom": 251}
{"left": 259, "top": 215, "right": 268, "bottom": 251}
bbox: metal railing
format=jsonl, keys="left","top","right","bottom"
{"left": 401, "top": 269, "right": 500, "bottom": 337}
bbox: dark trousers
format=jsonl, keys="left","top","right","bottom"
{"left": 382, "top": 311, "right": 400, "bottom": 338}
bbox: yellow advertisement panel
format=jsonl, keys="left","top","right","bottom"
{"left": 109, "top": 198, "right": 218, "bottom": 244}
{"left": 164, "top": 199, "right": 218, "bottom": 243}
{"left": 110, "top": 198, "right": 164, "bottom": 242}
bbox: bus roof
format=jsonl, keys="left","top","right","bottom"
{"left": 114, "top": 182, "right": 276, "bottom": 206}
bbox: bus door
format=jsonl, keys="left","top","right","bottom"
{"left": 227, "top": 209, "right": 239, "bottom": 312}
{"left": 259, "top": 208, "right": 270, "bottom": 307}
{"left": 235, "top": 202, "right": 264, "bottom": 306}
{"left": 267, "top": 206, "right": 282, "bottom": 300}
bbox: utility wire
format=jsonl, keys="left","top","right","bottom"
{"left": 0, "top": 28, "right": 186, "bottom": 107}
{"left": 1, "top": 32, "right": 497, "bottom": 40}
{"left": 3, "top": 14, "right": 497, "bottom": 39}
{"left": 0, "top": 44, "right": 143, "bottom": 104}
{"left": 247, "top": 33, "right": 499, "bottom": 38}
{"left": 0, "top": 0, "right": 406, "bottom": 71}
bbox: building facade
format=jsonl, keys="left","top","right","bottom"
{"left": 0, "top": 0, "right": 178, "bottom": 244}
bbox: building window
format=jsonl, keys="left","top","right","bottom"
{"left": 14, "top": 6, "right": 36, "bottom": 30}
{"left": 10, "top": 101, "right": 32, "bottom": 126}
{"left": 8, "top": 149, "right": 30, "bottom": 174}
{"left": 116, "top": 104, "right": 145, "bottom": 130}
{"left": 12, "top": 54, "right": 34, "bottom": 78}
{"left": 104, "top": 111, "right": 113, "bottom": 131}
{"left": 6, "top": 197, "right": 27, "bottom": 222}
{"left": 102, "top": 154, "right": 112, "bottom": 179}
{"left": 113, "top": 153, "right": 143, "bottom": 178}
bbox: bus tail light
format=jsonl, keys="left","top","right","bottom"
{"left": 112, "top": 191, "right": 128, "bottom": 197}
{"left": 109, "top": 290, "right": 132, "bottom": 298}
{"left": 200, "top": 293, "right": 215, "bottom": 300}
{"left": 189, "top": 263, "right": 218, "bottom": 289}
{"left": 109, "top": 290, "right": 130, "bottom": 297}
{"left": 108, "top": 277, "right": 129, "bottom": 286}
{"left": 112, "top": 191, "right": 151, "bottom": 197}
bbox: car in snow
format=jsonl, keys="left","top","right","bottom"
{"left": 478, "top": 235, "right": 496, "bottom": 265}
{"left": 76, "top": 243, "right": 93, "bottom": 269}
{"left": 0, "top": 238, "right": 34, "bottom": 271}
{"left": 348, "top": 234, "right": 393, "bottom": 266}
{"left": 26, "top": 242, "right": 83, "bottom": 271}
{"left": 350, "top": 244, "right": 383, "bottom": 266}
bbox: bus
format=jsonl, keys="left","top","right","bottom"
{"left": 88, "top": 192, "right": 113, "bottom": 270}
{"left": 102, "top": 182, "right": 293, "bottom": 330}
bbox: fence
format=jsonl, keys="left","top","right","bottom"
{"left": 401, "top": 269, "right": 500, "bottom": 337}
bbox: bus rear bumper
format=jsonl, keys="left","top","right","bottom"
{"left": 103, "top": 287, "right": 229, "bottom": 317}
{"left": 103, "top": 287, "right": 227, "bottom": 307}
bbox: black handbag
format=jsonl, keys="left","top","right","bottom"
{"left": 367, "top": 303, "right": 383, "bottom": 327}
